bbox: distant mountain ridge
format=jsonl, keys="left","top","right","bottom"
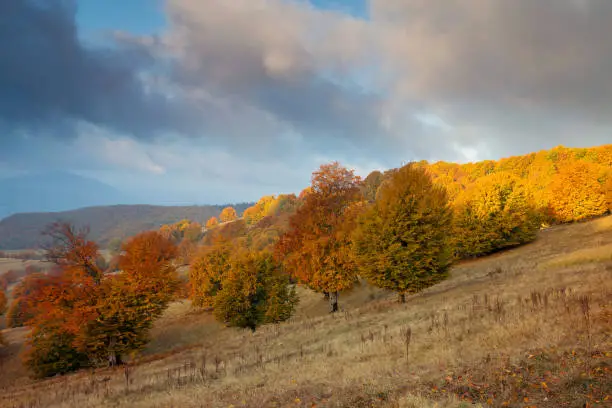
{"left": 0, "top": 204, "right": 252, "bottom": 250}
{"left": 0, "top": 171, "right": 132, "bottom": 220}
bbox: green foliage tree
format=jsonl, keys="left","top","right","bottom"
{"left": 353, "top": 164, "right": 453, "bottom": 302}
{"left": 212, "top": 251, "right": 297, "bottom": 331}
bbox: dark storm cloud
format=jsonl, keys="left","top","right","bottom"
{"left": 0, "top": 0, "right": 200, "bottom": 144}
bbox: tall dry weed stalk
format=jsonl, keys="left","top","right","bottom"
{"left": 404, "top": 325, "right": 412, "bottom": 365}
{"left": 579, "top": 294, "right": 592, "bottom": 375}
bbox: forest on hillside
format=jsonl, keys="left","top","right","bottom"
{"left": 1, "top": 144, "right": 610, "bottom": 379}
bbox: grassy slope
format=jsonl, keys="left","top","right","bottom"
{"left": 1, "top": 217, "right": 611, "bottom": 408}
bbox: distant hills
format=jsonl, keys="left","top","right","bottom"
{"left": 0, "top": 204, "right": 252, "bottom": 250}
{"left": 0, "top": 171, "right": 132, "bottom": 220}
{"left": 0, "top": 171, "right": 252, "bottom": 249}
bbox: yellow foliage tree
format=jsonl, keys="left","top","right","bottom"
{"left": 452, "top": 172, "right": 540, "bottom": 258}
{"left": 243, "top": 196, "right": 276, "bottom": 225}
{"left": 219, "top": 207, "right": 238, "bottom": 223}
{"left": 603, "top": 175, "right": 612, "bottom": 212}
{"left": 548, "top": 161, "right": 608, "bottom": 222}
{"left": 190, "top": 244, "right": 232, "bottom": 309}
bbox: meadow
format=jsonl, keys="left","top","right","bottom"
{"left": 0, "top": 216, "right": 610, "bottom": 407}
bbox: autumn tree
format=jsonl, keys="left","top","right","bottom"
{"left": 6, "top": 273, "right": 55, "bottom": 328}
{"left": 24, "top": 225, "right": 179, "bottom": 377}
{"left": 23, "top": 274, "right": 93, "bottom": 377}
{"left": 361, "top": 170, "right": 384, "bottom": 203}
{"left": 276, "top": 162, "right": 361, "bottom": 312}
{"left": 206, "top": 216, "right": 219, "bottom": 229}
{"left": 548, "top": 161, "right": 607, "bottom": 222}
{"left": 220, "top": 206, "right": 238, "bottom": 223}
{"left": 0, "top": 289, "right": 6, "bottom": 345}
{"left": 605, "top": 175, "right": 612, "bottom": 212}
{"left": 42, "top": 222, "right": 104, "bottom": 284}
{"left": 353, "top": 164, "right": 453, "bottom": 302}
{"left": 212, "top": 251, "right": 297, "bottom": 331}
{"left": 190, "top": 243, "right": 232, "bottom": 309}
{"left": 267, "top": 194, "right": 299, "bottom": 216}
{"left": 243, "top": 196, "right": 276, "bottom": 225}
{"left": 452, "top": 173, "right": 540, "bottom": 258}
{"left": 183, "top": 222, "right": 203, "bottom": 243}
{"left": 24, "top": 223, "right": 105, "bottom": 375}
{"left": 83, "top": 231, "right": 179, "bottom": 366}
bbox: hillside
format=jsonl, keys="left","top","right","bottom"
{"left": 0, "top": 204, "right": 252, "bottom": 250}
{"left": 1, "top": 216, "right": 610, "bottom": 407}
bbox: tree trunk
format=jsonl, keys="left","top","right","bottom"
{"left": 323, "top": 291, "right": 329, "bottom": 301}
{"left": 329, "top": 291, "right": 339, "bottom": 313}
{"left": 398, "top": 293, "right": 406, "bottom": 303}
{"left": 108, "top": 350, "right": 117, "bottom": 367}
{"left": 107, "top": 336, "right": 122, "bottom": 367}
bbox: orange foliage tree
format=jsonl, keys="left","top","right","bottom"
{"left": 219, "top": 206, "right": 238, "bottom": 223}
{"left": 276, "top": 162, "right": 361, "bottom": 312}
{"left": 206, "top": 216, "right": 219, "bottom": 229}
{"left": 83, "top": 231, "right": 179, "bottom": 366}
{"left": 23, "top": 224, "right": 179, "bottom": 377}
{"left": 42, "top": 222, "right": 104, "bottom": 284}
{"left": 0, "top": 289, "right": 6, "bottom": 345}
{"left": 6, "top": 273, "right": 55, "bottom": 328}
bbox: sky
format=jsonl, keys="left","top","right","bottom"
{"left": 1, "top": 0, "right": 611, "bottom": 206}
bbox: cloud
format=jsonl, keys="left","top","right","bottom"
{"left": 0, "top": 0, "right": 200, "bottom": 144}
{"left": 161, "top": 0, "right": 395, "bottom": 155}
{"left": 371, "top": 0, "right": 612, "bottom": 153}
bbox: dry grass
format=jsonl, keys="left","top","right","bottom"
{"left": 593, "top": 215, "right": 612, "bottom": 232}
{"left": 538, "top": 243, "right": 612, "bottom": 270}
{"left": 1, "top": 218, "right": 611, "bottom": 408}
